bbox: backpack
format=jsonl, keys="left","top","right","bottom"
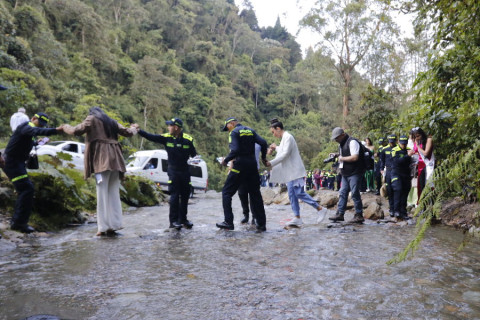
{"left": 345, "top": 136, "right": 373, "bottom": 171}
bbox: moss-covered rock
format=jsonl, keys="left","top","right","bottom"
{"left": 120, "top": 175, "right": 164, "bottom": 207}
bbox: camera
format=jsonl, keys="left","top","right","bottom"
{"left": 323, "top": 155, "right": 337, "bottom": 164}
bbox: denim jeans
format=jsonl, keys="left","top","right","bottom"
{"left": 337, "top": 173, "right": 363, "bottom": 215}
{"left": 287, "top": 178, "right": 319, "bottom": 217}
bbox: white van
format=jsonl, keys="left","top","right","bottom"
{"left": 126, "top": 150, "right": 208, "bottom": 192}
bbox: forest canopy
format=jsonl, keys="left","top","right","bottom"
{"left": 0, "top": 0, "right": 477, "bottom": 191}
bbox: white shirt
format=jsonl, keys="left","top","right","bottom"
{"left": 10, "top": 112, "right": 29, "bottom": 132}
{"left": 269, "top": 131, "right": 306, "bottom": 184}
{"left": 338, "top": 139, "right": 360, "bottom": 169}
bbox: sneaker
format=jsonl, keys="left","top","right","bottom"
{"left": 316, "top": 207, "right": 328, "bottom": 224}
{"left": 349, "top": 214, "right": 365, "bottom": 224}
{"left": 286, "top": 217, "right": 303, "bottom": 226}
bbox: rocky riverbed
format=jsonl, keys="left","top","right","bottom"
{"left": 0, "top": 189, "right": 479, "bottom": 320}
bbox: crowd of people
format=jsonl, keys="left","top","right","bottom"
{"left": 0, "top": 89, "right": 434, "bottom": 235}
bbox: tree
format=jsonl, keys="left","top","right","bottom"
{"left": 301, "top": 0, "right": 397, "bottom": 126}
{"left": 131, "top": 56, "right": 180, "bottom": 148}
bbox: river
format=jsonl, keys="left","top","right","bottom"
{"left": 0, "top": 191, "right": 479, "bottom": 320}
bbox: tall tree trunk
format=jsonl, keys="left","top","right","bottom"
{"left": 141, "top": 105, "right": 148, "bottom": 149}
{"left": 81, "top": 28, "right": 86, "bottom": 54}
{"left": 342, "top": 68, "right": 351, "bottom": 127}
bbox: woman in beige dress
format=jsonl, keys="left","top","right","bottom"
{"left": 63, "top": 107, "right": 137, "bottom": 236}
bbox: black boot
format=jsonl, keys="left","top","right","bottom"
{"left": 256, "top": 224, "right": 266, "bottom": 232}
{"left": 11, "top": 224, "right": 35, "bottom": 234}
{"left": 349, "top": 214, "right": 365, "bottom": 224}
{"left": 216, "top": 221, "right": 234, "bottom": 230}
{"left": 328, "top": 213, "right": 344, "bottom": 222}
{"left": 182, "top": 220, "right": 193, "bottom": 229}
{"left": 169, "top": 222, "right": 182, "bottom": 230}
{"left": 240, "top": 215, "right": 249, "bottom": 224}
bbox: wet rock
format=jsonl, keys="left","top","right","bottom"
{"left": 314, "top": 191, "right": 339, "bottom": 208}
{"left": 261, "top": 187, "right": 279, "bottom": 205}
{"left": 273, "top": 192, "right": 290, "bottom": 205}
{"left": 363, "top": 201, "right": 384, "bottom": 220}
{"left": 0, "top": 222, "right": 8, "bottom": 231}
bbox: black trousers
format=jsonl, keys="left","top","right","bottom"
{"left": 168, "top": 169, "right": 191, "bottom": 224}
{"left": 3, "top": 161, "right": 34, "bottom": 227}
{"left": 238, "top": 183, "right": 255, "bottom": 218}
{"left": 391, "top": 174, "right": 411, "bottom": 217}
{"left": 375, "top": 171, "right": 382, "bottom": 193}
{"left": 222, "top": 158, "right": 265, "bottom": 227}
{"left": 385, "top": 169, "right": 394, "bottom": 213}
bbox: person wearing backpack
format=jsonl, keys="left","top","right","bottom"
{"left": 328, "top": 127, "right": 365, "bottom": 224}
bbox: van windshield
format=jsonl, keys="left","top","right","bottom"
{"left": 127, "top": 156, "right": 149, "bottom": 168}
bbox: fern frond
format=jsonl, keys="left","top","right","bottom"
{"left": 389, "top": 139, "right": 480, "bottom": 264}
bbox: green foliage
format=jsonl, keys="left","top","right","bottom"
{"left": 358, "top": 85, "right": 398, "bottom": 138}
{"left": 0, "top": 0, "right": 419, "bottom": 193}
{"left": 13, "top": 5, "right": 44, "bottom": 38}
{"left": 388, "top": 140, "right": 480, "bottom": 264}
{"left": 404, "top": 0, "right": 480, "bottom": 161}
{"left": 28, "top": 161, "right": 95, "bottom": 231}
{"left": 120, "top": 175, "right": 163, "bottom": 207}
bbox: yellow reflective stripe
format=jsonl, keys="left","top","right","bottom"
{"left": 392, "top": 177, "right": 398, "bottom": 182}
{"left": 183, "top": 133, "right": 193, "bottom": 141}
{"left": 231, "top": 168, "right": 240, "bottom": 173}
{"left": 183, "top": 145, "right": 190, "bottom": 149}
{"left": 28, "top": 122, "right": 35, "bottom": 127}
{"left": 239, "top": 129, "right": 253, "bottom": 136}
{"left": 168, "top": 180, "right": 172, "bottom": 183}
{"left": 162, "top": 133, "right": 173, "bottom": 137}
{"left": 166, "top": 143, "right": 174, "bottom": 147}
{"left": 12, "top": 174, "right": 28, "bottom": 182}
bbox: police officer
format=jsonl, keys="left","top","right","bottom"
{"left": 217, "top": 117, "right": 268, "bottom": 231}
{"left": 380, "top": 134, "right": 397, "bottom": 217}
{"left": 135, "top": 118, "right": 196, "bottom": 230}
{"left": 2, "top": 112, "right": 63, "bottom": 233}
{"left": 374, "top": 137, "right": 387, "bottom": 195}
{"left": 391, "top": 135, "right": 412, "bottom": 221}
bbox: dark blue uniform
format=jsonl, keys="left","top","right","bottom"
{"left": 3, "top": 122, "right": 58, "bottom": 228}
{"left": 380, "top": 144, "right": 397, "bottom": 216}
{"left": 138, "top": 130, "right": 196, "bottom": 226}
{"left": 222, "top": 124, "right": 268, "bottom": 228}
{"left": 391, "top": 146, "right": 412, "bottom": 219}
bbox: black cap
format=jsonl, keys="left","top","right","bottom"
{"left": 387, "top": 134, "right": 397, "bottom": 143}
{"left": 35, "top": 112, "right": 50, "bottom": 127}
{"left": 399, "top": 135, "right": 408, "bottom": 144}
{"left": 222, "top": 117, "right": 237, "bottom": 131}
{"left": 165, "top": 117, "right": 183, "bottom": 128}
{"left": 0, "top": 85, "right": 7, "bottom": 90}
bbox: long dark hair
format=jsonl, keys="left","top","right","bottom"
{"left": 411, "top": 127, "right": 427, "bottom": 146}
{"left": 89, "top": 106, "right": 118, "bottom": 139}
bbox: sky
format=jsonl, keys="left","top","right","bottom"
{"left": 234, "top": 0, "right": 414, "bottom": 55}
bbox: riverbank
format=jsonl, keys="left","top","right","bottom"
{"left": 1, "top": 188, "right": 479, "bottom": 246}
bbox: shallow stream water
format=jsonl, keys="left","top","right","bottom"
{"left": 1, "top": 191, "right": 479, "bottom": 320}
